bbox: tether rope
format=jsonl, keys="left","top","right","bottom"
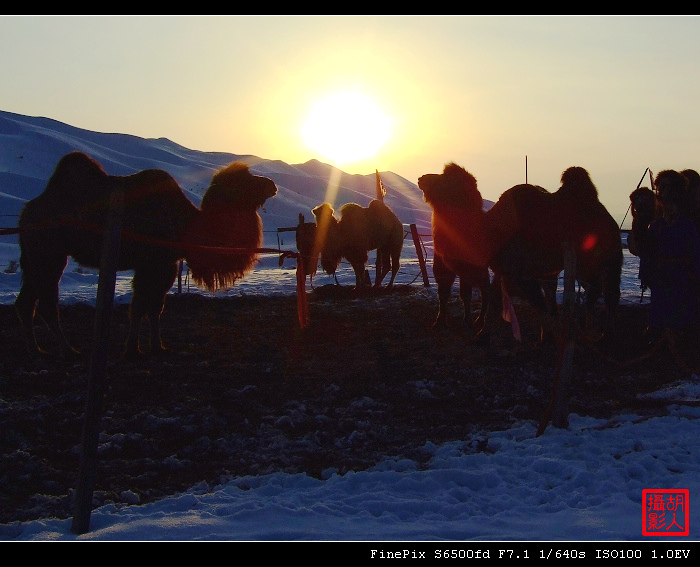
{"left": 0, "top": 221, "right": 310, "bottom": 328}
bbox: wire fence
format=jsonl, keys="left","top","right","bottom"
{"left": 1, "top": 214, "right": 647, "bottom": 306}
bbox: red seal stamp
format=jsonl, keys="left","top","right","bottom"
{"left": 643, "top": 489, "right": 689, "bottom": 536}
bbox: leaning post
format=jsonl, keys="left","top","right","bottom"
{"left": 410, "top": 224, "right": 430, "bottom": 287}
{"left": 71, "top": 186, "right": 124, "bottom": 535}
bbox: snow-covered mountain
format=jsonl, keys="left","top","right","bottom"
{"left": 0, "top": 109, "right": 433, "bottom": 249}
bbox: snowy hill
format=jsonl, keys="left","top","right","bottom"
{"left": 0, "top": 109, "right": 434, "bottom": 250}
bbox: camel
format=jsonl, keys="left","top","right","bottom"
{"left": 417, "top": 163, "right": 490, "bottom": 330}
{"left": 309, "top": 200, "right": 404, "bottom": 289}
{"left": 16, "top": 151, "right": 277, "bottom": 358}
{"left": 418, "top": 163, "right": 622, "bottom": 341}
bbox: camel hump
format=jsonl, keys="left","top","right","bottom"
{"left": 339, "top": 202, "right": 363, "bottom": 218}
{"left": 53, "top": 151, "right": 107, "bottom": 178}
{"left": 120, "top": 168, "right": 197, "bottom": 229}
{"left": 42, "top": 151, "right": 107, "bottom": 193}
{"left": 367, "top": 199, "right": 403, "bottom": 232}
{"left": 558, "top": 166, "right": 599, "bottom": 202}
{"left": 368, "top": 199, "right": 388, "bottom": 211}
{"left": 502, "top": 183, "right": 551, "bottom": 209}
{"left": 125, "top": 168, "right": 182, "bottom": 196}
{"left": 27, "top": 152, "right": 111, "bottom": 218}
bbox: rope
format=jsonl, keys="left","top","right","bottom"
{"left": 0, "top": 220, "right": 310, "bottom": 328}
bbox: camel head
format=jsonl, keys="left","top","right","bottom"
{"left": 200, "top": 162, "right": 277, "bottom": 212}
{"left": 185, "top": 162, "right": 277, "bottom": 291}
{"left": 312, "top": 203, "right": 336, "bottom": 225}
{"left": 558, "top": 166, "right": 599, "bottom": 202}
{"left": 311, "top": 203, "right": 341, "bottom": 276}
{"left": 418, "top": 163, "right": 482, "bottom": 212}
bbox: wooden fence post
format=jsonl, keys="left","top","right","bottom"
{"left": 71, "top": 187, "right": 124, "bottom": 535}
{"left": 552, "top": 243, "right": 577, "bottom": 429}
{"left": 410, "top": 224, "right": 430, "bottom": 287}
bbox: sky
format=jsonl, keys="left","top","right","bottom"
{"left": 2, "top": 15, "right": 700, "bottom": 224}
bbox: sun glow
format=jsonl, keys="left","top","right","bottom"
{"left": 302, "top": 91, "right": 391, "bottom": 165}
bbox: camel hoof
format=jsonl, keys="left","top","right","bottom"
{"left": 468, "top": 329, "right": 491, "bottom": 347}
{"left": 123, "top": 348, "right": 146, "bottom": 362}
{"left": 60, "top": 346, "right": 81, "bottom": 361}
{"left": 150, "top": 345, "right": 170, "bottom": 357}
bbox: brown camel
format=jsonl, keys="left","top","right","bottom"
{"left": 16, "top": 151, "right": 277, "bottom": 358}
{"left": 308, "top": 200, "right": 404, "bottom": 289}
{"left": 418, "top": 163, "right": 622, "bottom": 341}
{"left": 417, "top": 163, "right": 490, "bottom": 330}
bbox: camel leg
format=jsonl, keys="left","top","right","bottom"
{"left": 542, "top": 277, "right": 559, "bottom": 316}
{"left": 601, "top": 262, "right": 621, "bottom": 337}
{"left": 352, "top": 263, "right": 366, "bottom": 289}
{"left": 16, "top": 253, "right": 76, "bottom": 358}
{"left": 432, "top": 256, "right": 455, "bottom": 329}
{"left": 386, "top": 250, "right": 400, "bottom": 289}
{"left": 126, "top": 292, "right": 168, "bottom": 357}
{"left": 374, "top": 249, "right": 385, "bottom": 287}
{"left": 536, "top": 276, "right": 559, "bottom": 344}
{"left": 146, "top": 302, "right": 167, "bottom": 356}
{"left": 374, "top": 248, "right": 393, "bottom": 288}
{"left": 458, "top": 280, "right": 475, "bottom": 329}
{"left": 469, "top": 274, "right": 505, "bottom": 346}
{"left": 474, "top": 283, "right": 489, "bottom": 329}
{"left": 125, "top": 291, "right": 146, "bottom": 358}
{"left": 126, "top": 263, "right": 177, "bottom": 357}
{"left": 15, "top": 284, "right": 42, "bottom": 356}
{"left": 581, "top": 274, "right": 616, "bottom": 340}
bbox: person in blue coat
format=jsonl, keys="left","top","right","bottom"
{"left": 642, "top": 170, "right": 700, "bottom": 337}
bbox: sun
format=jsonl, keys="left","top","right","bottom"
{"left": 302, "top": 91, "right": 391, "bottom": 165}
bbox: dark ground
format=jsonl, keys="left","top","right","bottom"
{"left": 0, "top": 284, "right": 696, "bottom": 527}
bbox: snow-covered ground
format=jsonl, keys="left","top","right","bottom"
{"left": 1, "top": 110, "right": 698, "bottom": 542}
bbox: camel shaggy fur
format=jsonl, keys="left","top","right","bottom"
{"left": 418, "top": 163, "right": 622, "bottom": 340}
{"left": 309, "top": 200, "right": 404, "bottom": 288}
{"left": 16, "top": 151, "right": 277, "bottom": 358}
